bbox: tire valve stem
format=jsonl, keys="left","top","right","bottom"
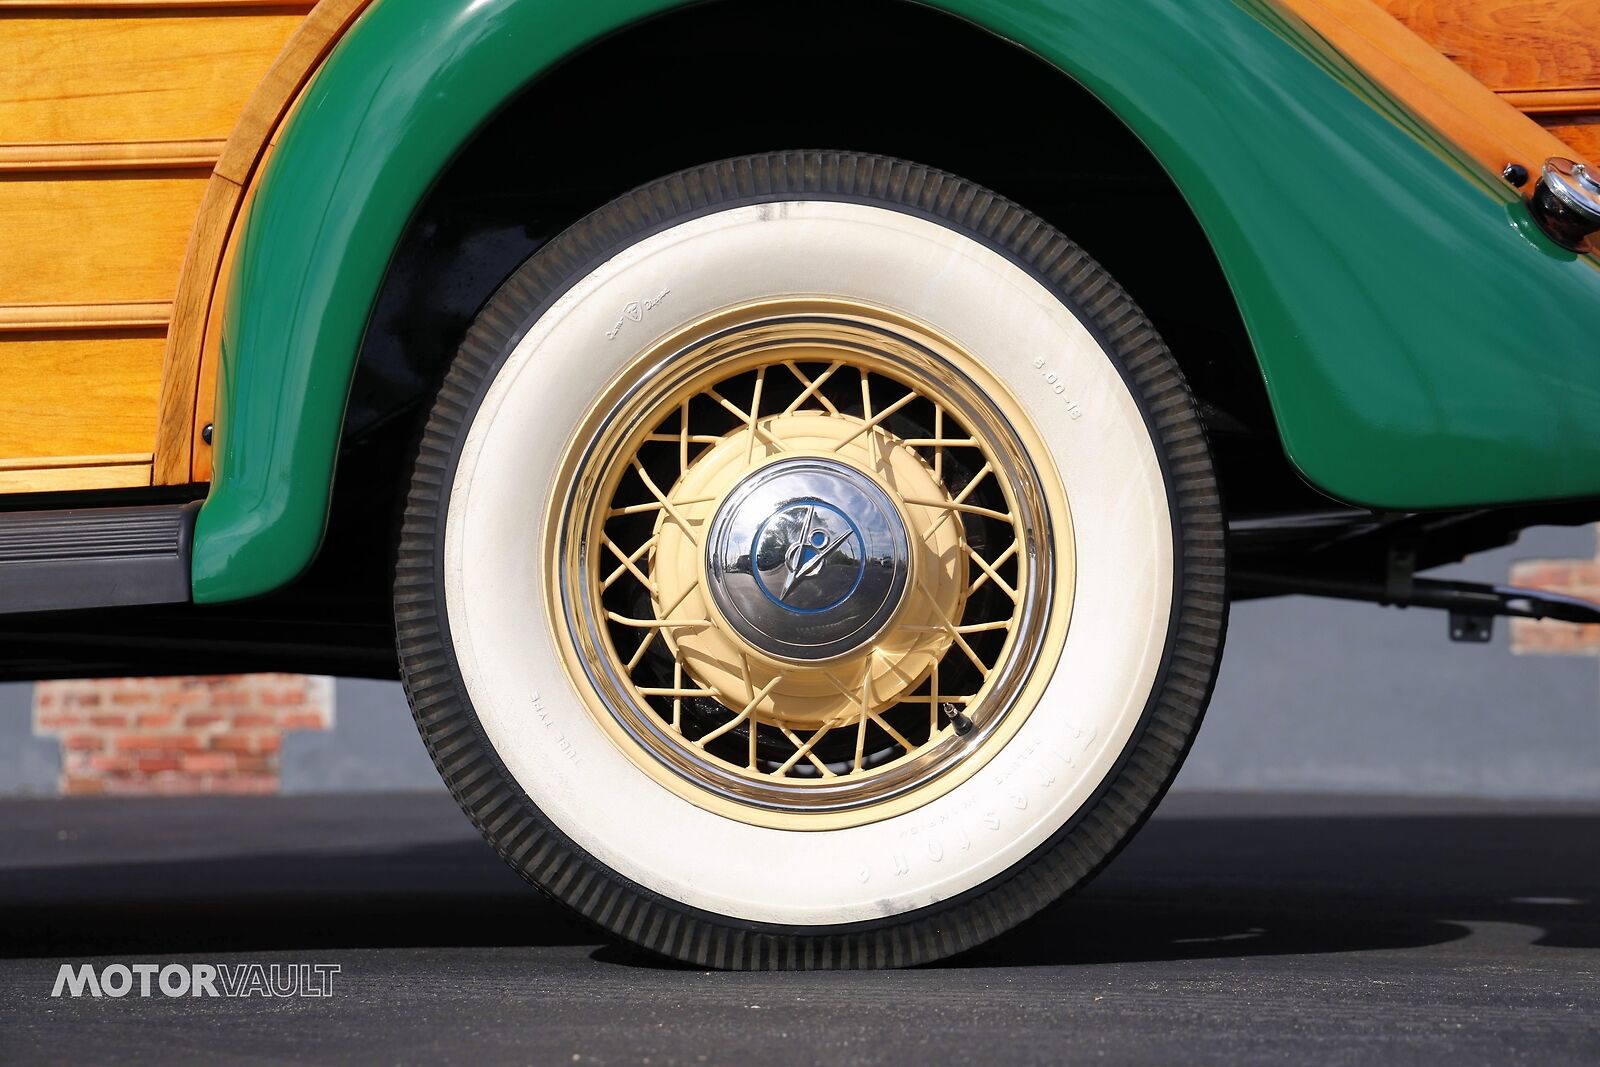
{"left": 942, "top": 703, "right": 975, "bottom": 737}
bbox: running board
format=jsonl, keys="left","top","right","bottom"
{"left": 0, "top": 503, "right": 196, "bottom": 615}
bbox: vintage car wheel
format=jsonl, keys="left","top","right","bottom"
{"left": 394, "top": 152, "right": 1225, "bottom": 968}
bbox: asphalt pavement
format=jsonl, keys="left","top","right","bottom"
{"left": 2, "top": 790, "right": 1598, "bottom": 1065}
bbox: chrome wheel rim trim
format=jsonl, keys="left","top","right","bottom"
{"left": 548, "top": 303, "right": 1069, "bottom": 827}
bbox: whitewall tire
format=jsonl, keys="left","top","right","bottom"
{"left": 395, "top": 152, "right": 1225, "bottom": 968}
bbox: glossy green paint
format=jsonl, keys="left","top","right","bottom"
{"left": 193, "top": 0, "right": 1600, "bottom": 602}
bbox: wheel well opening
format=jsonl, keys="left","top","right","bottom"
{"left": 342, "top": 0, "right": 1302, "bottom": 565}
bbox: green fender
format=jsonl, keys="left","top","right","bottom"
{"left": 193, "top": 0, "right": 1600, "bottom": 602}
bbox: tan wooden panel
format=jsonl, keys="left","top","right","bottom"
{"left": 1545, "top": 120, "right": 1600, "bottom": 164}
{"left": 0, "top": 462, "right": 150, "bottom": 494}
{"left": 1376, "top": 1, "right": 1600, "bottom": 94}
{"left": 0, "top": 10, "right": 307, "bottom": 146}
{"left": 0, "top": 330, "right": 164, "bottom": 461}
{"left": 0, "top": 170, "right": 208, "bottom": 306}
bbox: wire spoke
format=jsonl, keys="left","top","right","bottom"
{"left": 705, "top": 387, "right": 787, "bottom": 453}
{"left": 745, "top": 366, "right": 766, "bottom": 462}
{"left": 602, "top": 536, "right": 656, "bottom": 594}
{"left": 963, "top": 543, "right": 1019, "bottom": 603}
{"left": 831, "top": 389, "right": 918, "bottom": 453}
{"left": 630, "top": 459, "right": 701, "bottom": 546}
{"left": 782, "top": 360, "right": 844, "bottom": 415}
{"left": 606, "top": 613, "right": 712, "bottom": 631}
{"left": 914, "top": 576, "right": 990, "bottom": 673}
{"left": 622, "top": 587, "right": 693, "bottom": 672}
{"left": 775, "top": 723, "right": 839, "bottom": 776}
{"left": 696, "top": 676, "right": 783, "bottom": 747}
{"left": 965, "top": 540, "right": 1021, "bottom": 598}
{"left": 854, "top": 663, "right": 873, "bottom": 772}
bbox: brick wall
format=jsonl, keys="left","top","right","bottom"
{"left": 32, "top": 675, "right": 334, "bottom": 795}
{"left": 1509, "top": 528, "right": 1600, "bottom": 655}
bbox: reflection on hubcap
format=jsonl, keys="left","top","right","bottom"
{"left": 707, "top": 458, "right": 911, "bottom": 661}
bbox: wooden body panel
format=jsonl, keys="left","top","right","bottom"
{"left": 1375, "top": 1, "right": 1600, "bottom": 93}
{"left": 0, "top": 329, "right": 163, "bottom": 488}
{"left": 0, "top": 11, "right": 305, "bottom": 144}
{"left": 0, "top": 170, "right": 207, "bottom": 305}
{"left": 1375, "top": 0, "right": 1600, "bottom": 163}
{"left": 0, "top": 2, "right": 311, "bottom": 493}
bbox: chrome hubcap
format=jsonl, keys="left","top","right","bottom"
{"left": 705, "top": 458, "right": 912, "bottom": 662}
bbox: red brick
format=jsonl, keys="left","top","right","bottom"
{"left": 61, "top": 733, "right": 102, "bottom": 751}
{"left": 281, "top": 712, "right": 329, "bottom": 731}
{"left": 136, "top": 711, "right": 177, "bottom": 728}
{"left": 180, "top": 752, "right": 235, "bottom": 774}
{"left": 136, "top": 757, "right": 182, "bottom": 774}
{"left": 211, "top": 732, "right": 259, "bottom": 754}
{"left": 113, "top": 733, "right": 203, "bottom": 752}
{"left": 261, "top": 689, "right": 308, "bottom": 707}
{"left": 62, "top": 776, "right": 106, "bottom": 796}
{"left": 88, "top": 714, "right": 128, "bottom": 729}
{"left": 235, "top": 755, "right": 278, "bottom": 774}
{"left": 183, "top": 712, "right": 225, "bottom": 730}
{"left": 32, "top": 711, "right": 83, "bottom": 731}
{"left": 88, "top": 754, "right": 135, "bottom": 773}
{"left": 231, "top": 711, "right": 276, "bottom": 729}
{"left": 143, "top": 773, "right": 207, "bottom": 796}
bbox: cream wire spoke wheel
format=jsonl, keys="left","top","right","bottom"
{"left": 395, "top": 152, "right": 1226, "bottom": 969}
{"left": 551, "top": 309, "right": 1065, "bottom": 826}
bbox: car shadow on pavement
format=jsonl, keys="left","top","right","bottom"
{"left": 595, "top": 811, "right": 1600, "bottom": 969}
{"left": 0, "top": 840, "right": 597, "bottom": 958}
{"left": 963, "top": 811, "right": 1600, "bottom": 967}
{"left": 4, "top": 804, "right": 1598, "bottom": 968}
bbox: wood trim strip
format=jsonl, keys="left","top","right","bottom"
{"left": 0, "top": 463, "right": 152, "bottom": 494}
{"left": 1501, "top": 88, "right": 1600, "bottom": 116}
{"left": 154, "top": 0, "right": 373, "bottom": 485}
{"left": 1278, "top": 0, "right": 1590, "bottom": 188}
{"left": 0, "top": 140, "right": 224, "bottom": 173}
{"left": 0, "top": 302, "right": 171, "bottom": 332}
{"left": 0, "top": 453, "right": 151, "bottom": 472}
